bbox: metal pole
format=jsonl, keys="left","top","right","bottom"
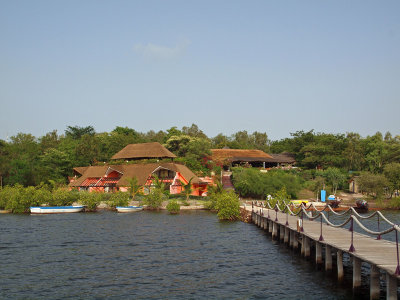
{"left": 395, "top": 226, "right": 400, "bottom": 275}
{"left": 349, "top": 216, "right": 355, "bottom": 252}
{"left": 319, "top": 213, "right": 324, "bottom": 241}
{"left": 377, "top": 214, "right": 381, "bottom": 240}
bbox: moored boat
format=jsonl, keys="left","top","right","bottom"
{"left": 30, "top": 206, "right": 85, "bottom": 214}
{"left": 354, "top": 199, "right": 368, "bottom": 213}
{"left": 116, "top": 206, "right": 143, "bottom": 213}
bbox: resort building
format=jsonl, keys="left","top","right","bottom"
{"left": 111, "top": 142, "right": 176, "bottom": 161}
{"left": 69, "top": 142, "right": 208, "bottom": 196}
{"left": 210, "top": 149, "right": 296, "bottom": 169}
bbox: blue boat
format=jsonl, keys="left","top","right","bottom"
{"left": 30, "top": 206, "right": 85, "bottom": 214}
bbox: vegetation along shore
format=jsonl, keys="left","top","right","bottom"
{"left": 1, "top": 124, "right": 399, "bottom": 217}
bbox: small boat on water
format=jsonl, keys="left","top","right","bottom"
{"left": 354, "top": 199, "right": 369, "bottom": 213}
{"left": 116, "top": 206, "right": 143, "bottom": 213}
{"left": 327, "top": 195, "right": 341, "bottom": 208}
{"left": 30, "top": 206, "right": 85, "bottom": 214}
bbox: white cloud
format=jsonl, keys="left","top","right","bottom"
{"left": 133, "top": 40, "right": 190, "bottom": 59}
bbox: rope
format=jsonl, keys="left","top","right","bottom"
{"left": 252, "top": 200, "right": 400, "bottom": 236}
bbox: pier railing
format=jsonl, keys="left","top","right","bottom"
{"left": 252, "top": 200, "right": 400, "bottom": 276}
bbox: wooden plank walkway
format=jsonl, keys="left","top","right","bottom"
{"left": 247, "top": 205, "right": 400, "bottom": 277}
{"left": 244, "top": 204, "right": 400, "bottom": 299}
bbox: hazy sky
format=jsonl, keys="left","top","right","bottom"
{"left": 1, "top": 0, "right": 399, "bottom": 141}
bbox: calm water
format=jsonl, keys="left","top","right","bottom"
{"left": 1, "top": 210, "right": 400, "bottom": 299}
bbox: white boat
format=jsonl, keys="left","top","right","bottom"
{"left": 116, "top": 206, "right": 143, "bottom": 213}
{"left": 30, "top": 206, "right": 85, "bottom": 214}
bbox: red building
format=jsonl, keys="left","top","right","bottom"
{"left": 69, "top": 143, "right": 208, "bottom": 196}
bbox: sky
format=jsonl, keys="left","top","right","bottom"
{"left": 1, "top": 0, "right": 399, "bottom": 141}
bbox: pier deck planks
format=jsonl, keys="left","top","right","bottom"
{"left": 247, "top": 205, "right": 400, "bottom": 279}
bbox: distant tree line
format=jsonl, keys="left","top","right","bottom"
{"left": 0, "top": 124, "right": 271, "bottom": 186}
{"left": 0, "top": 126, "right": 399, "bottom": 198}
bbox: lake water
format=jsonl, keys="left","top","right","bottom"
{"left": 1, "top": 210, "right": 400, "bottom": 299}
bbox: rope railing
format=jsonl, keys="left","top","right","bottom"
{"left": 251, "top": 199, "right": 400, "bottom": 275}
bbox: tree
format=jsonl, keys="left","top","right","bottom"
{"left": 74, "top": 134, "right": 100, "bottom": 166}
{"left": 180, "top": 177, "right": 193, "bottom": 201}
{"left": 383, "top": 163, "right": 400, "bottom": 198}
{"left": 181, "top": 124, "right": 207, "bottom": 139}
{"left": 358, "top": 172, "right": 388, "bottom": 198}
{"left": 324, "top": 168, "right": 346, "bottom": 195}
{"left": 127, "top": 177, "right": 142, "bottom": 201}
{"left": 39, "top": 148, "right": 72, "bottom": 184}
{"left": 65, "top": 126, "right": 95, "bottom": 140}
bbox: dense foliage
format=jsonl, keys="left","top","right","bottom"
{"left": 166, "top": 199, "right": 181, "bottom": 214}
{"left": 1, "top": 124, "right": 400, "bottom": 201}
{"left": 232, "top": 168, "right": 302, "bottom": 199}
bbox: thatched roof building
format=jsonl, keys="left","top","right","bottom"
{"left": 111, "top": 142, "right": 176, "bottom": 160}
{"left": 211, "top": 149, "right": 273, "bottom": 167}
{"left": 69, "top": 162, "right": 206, "bottom": 196}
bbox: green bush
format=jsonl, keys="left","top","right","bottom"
{"left": 166, "top": 199, "right": 180, "bottom": 214}
{"left": 215, "top": 190, "right": 240, "bottom": 220}
{"left": 78, "top": 192, "right": 102, "bottom": 211}
{"left": 0, "top": 186, "right": 13, "bottom": 209}
{"left": 107, "top": 192, "right": 129, "bottom": 208}
{"left": 232, "top": 168, "right": 302, "bottom": 199}
{"left": 32, "top": 187, "right": 52, "bottom": 207}
{"left": 143, "top": 187, "right": 166, "bottom": 209}
{"left": 3, "top": 184, "right": 35, "bottom": 213}
{"left": 50, "top": 188, "right": 76, "bottom": 206}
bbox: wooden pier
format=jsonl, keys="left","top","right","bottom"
{"left": 245, "top": 203, "right": 400, "bottom": 300}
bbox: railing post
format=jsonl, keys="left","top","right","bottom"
{"left": 300, "top": 209, "right": 304, "bottom": 232}
{"left": 275, "top": 207, "right": 278, "bottom": 222}
{"left": 376, "top": 214, "right": 381, "bottom": 240}
{"left": 349, "top": 216, "right": 355, "bottom": 253}
{"left": 285, "top": 207, "right": 289, "bottom": 226}
{"left": 319, "top": 213, "right": 324, "bottom": 241}
{"left": 395, "top": 226, "right": 400, "bottom": 275}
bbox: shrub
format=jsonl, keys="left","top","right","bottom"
{"left": 215, "top": 190, "right": 240, "bottom": 220}
{"left": 50, "top": 188, "right": 76, "bottom": 206}
{"left": 232, "top": 168, "right": 302, "bottom": 199}
{"left": 166, "top": 199, "right": 180, "bottom": 214}
{"left": 32, "top": 187, "right": 52, "bottom": 207}
{"left": 107, "top": 192, "right": 129, "bottom": 208}
{"left": 4, "top": 184, "right": 35, "bottom": 213}
{"left": 143, "top": 187, "right": 166, "bottom": 210}
{"left": 78, "top": 192, "right": 102, "bottom": 211}
{"left": 0, "top": 186, "right": 13, "bottom": 209}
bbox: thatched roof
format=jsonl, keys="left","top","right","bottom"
{"left": 265, "top": 153, "right": 296, "bottom": 164}
{"left": 111, "top": 142, "right": 176, "bottom": 160}
{"left": 73, "top": 167, "right": 89, "bottom": 176}
{"left": 211, "top": 149, "right": 273, "bottom": 163}
{"left": 69, "top": 162, "right": 200, "bottom": 188}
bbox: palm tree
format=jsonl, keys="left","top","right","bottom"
{"left": 180, "top": 177, "right": 194, "bottom": 201}
{"left": 127, "top": 176, "right": 142, "bottom": 201}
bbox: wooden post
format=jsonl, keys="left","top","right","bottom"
{"left": 292, "top": 232, "right": 298, "bottom": 250}
{"left": 290, "top": 230, "right": 294, "bottom": 248}
{"left": 263, "top": 217, "right": 268, "bottom": 230}
{"left": 316, "top": 242, "right": 322, "bottom": 265}
{"left": 304, "top": 236, "right": 310, "bottom": 258}
{"left": 293, "top": 231, "right": 299, "bottom": 250}
{"left": 268, "top": 220, "right": 273, "bottom": 234}
{"left": 386, "top": 273, "right": 398, "bottom": 300}
{"left": 301, "top": 234, "right": 305, "bottom": 256}
{"left": 337, "top": 250, "right": 344, "bottom": 282}
{"left": 370, "top": 264, "right": 380, "bottom": 300}
{"left": 284, "top": 227, "right": 289, "bottom": 244}
{"left": 353, "top": 256, "right": 361, "bottom": 289}
{"left": 272, "top": 222, "right": 278, "bottom": 239}
{"left": 325, "top": 245, "right": 332, "bottom": 271}
{"left": 280, "top": 225, "right": 285, "bottom": 242}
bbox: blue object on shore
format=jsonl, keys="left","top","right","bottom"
{"left": 321, "top": 190, "right": 326, "bottom": 202}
